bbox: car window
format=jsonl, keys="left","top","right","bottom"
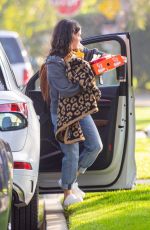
{"left": 32, "top": 40, "right": 122, "bottom": 91}
{"left": 0, "top": 67, "right": 6, "bottom": 91}
{"left": 0, "top": 37, "right": 24, "bottom": 64}
{"left": 85, "top": 40, "right": 121, "bottom": 87}
{"left": 0, "top": 47, "right": 19, "bottom": 90}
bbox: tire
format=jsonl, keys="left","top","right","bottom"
{"left": 11, "top": 187, "right": 38, "bottom": 230}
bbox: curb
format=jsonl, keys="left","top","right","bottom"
{"left": 43, "top": 194, "right": 68, "bottom": 230}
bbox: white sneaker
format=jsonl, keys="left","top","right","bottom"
{"left": 58, "top": 179, "right": 85, "bottom": 199}
{"left": 72, "top": 182, "right": 85, "bottom": 199}
{"left": 63, "top": 194, "right": 83, "bottom": 207}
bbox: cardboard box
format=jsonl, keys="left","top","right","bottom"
{"left": 90, "top": 54, "right": 127, "bottom": 76}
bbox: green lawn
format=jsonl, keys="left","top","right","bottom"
{"left": 135, "top": 106, "right": 150, "bottom": 179}
{"left": 66, "top": 185, "right": 150, "bottom": 230}
{"left": 135, "top": 137, "right": 150, "bottom": 179}
{"left": 136, "top": 107, "right": 150, "bottom": 130}
{"left": 66, "top": 107, "right": 150, "bottom": 229}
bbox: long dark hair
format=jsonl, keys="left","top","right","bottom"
{"left": 40, "top": 19, "right": 81, "bottom": 103}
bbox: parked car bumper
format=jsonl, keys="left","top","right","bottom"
{"left": 13, "top": 171, "right": 38, "bottom": 206}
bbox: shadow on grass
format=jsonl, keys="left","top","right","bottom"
{"left": 71, "top": 205, "right": 150, "bottom": 230}
{"left": 67, "top": 186, "right": 150, "bottom": 216}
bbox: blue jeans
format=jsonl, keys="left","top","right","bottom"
{"left": 51, "top": 113, "right": 103, "bottom": 190}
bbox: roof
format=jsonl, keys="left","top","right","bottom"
{"left": 0, "top": 30, "right": 19, "bottom": 38}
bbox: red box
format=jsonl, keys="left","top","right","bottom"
{"left": 90, "top": 54, "right": 127, "bottom": 76}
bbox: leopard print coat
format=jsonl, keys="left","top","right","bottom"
{"left": 55, "top": 57, "right": 101, "bottom": 144}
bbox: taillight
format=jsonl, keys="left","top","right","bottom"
{"left": 14, "top": 162, "right": 32, "bottom": 170}
{"left": 0, "top": 103, "right": 28, "bottom": 118}
{"left": 23, "top": 69, "right": 30, "bottom": 85}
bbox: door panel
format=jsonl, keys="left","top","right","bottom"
{"left": 26, "top": 33, "right": 135, "bottom": 191}
{"left": 27, "top": 83, "right": 119, "bottom": 172}
{"left": 83, "top": 86, "right": 119, "bottom": 170}
{"left": 26, "top": 85, "right": 62, "bottom": 172}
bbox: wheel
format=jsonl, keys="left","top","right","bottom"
{"left": 11, "top": 187, "right": 38, "bottom": 230}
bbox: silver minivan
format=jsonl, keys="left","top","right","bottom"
{"left": 26, "top": 32, "right": 136, "bottom": 193}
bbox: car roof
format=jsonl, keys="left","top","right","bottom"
{"left": 0, "top": 30, "right": 19, "bottom": 38}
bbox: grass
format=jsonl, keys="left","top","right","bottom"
{"left": 135, "top": 107, "right": 150, "bottom": 130}
{"left": 66, "top": 185, "right": 150, "bottom": 230}
{"left": 38, "top": 196, "right": 45, "bottom": 229}
{"left": 136, "top": 151, "right": 150, "bottom": 179}
{"left": 135, "top": 106, "right": 150, "bottom": 179}
{"left": 135, "top": 137, "right": 150, "bottom": 179}
{"left": 136, "top": 138, "right": 150, "bottom": 154}
{"left": 65, "top": 107, "right": 150, "bottom": 229}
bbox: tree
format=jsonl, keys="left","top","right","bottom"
{"left": 1, "top": 0, "right": 150, "bottom": 80}
{"left": 0, "top": 0, "right": 58, "bottom": 38}
{"left": 0, "top": 0, "right": 60, "bottom": 61}
{"left": 127, "top": 0, "right": 150, "bottom": 30}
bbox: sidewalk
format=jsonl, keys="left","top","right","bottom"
{"left": 136, "top": 179, "right": 150, "bottom": 184}
{"left": 43, "top": 194, "right": 68, "bottom": 230}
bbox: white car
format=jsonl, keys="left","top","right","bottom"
{"left": 0, "top": 138, "right": 13, "bottom": 230}
{"left": 26, "top": 32, "right": 136, "bottom": 193}
{"left": 0, "top": 30, "right": 33, "bottom": 87}
{"left": 0, "top": 44, "right": 40, "bottom": 230}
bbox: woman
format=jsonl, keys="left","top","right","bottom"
{"left": 40, "top": 19, "right": 103, "bottom": 207}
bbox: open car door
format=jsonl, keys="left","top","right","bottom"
{"left": 26, "top": 32, "right": 136, "bottom": 193}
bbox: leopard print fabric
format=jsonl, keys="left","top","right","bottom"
{"left": 55, "top": 58, "right": 101, "bottom": 144}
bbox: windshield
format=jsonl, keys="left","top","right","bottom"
{"left": 0, "top": 37, "right": 24, "bottom": 64}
